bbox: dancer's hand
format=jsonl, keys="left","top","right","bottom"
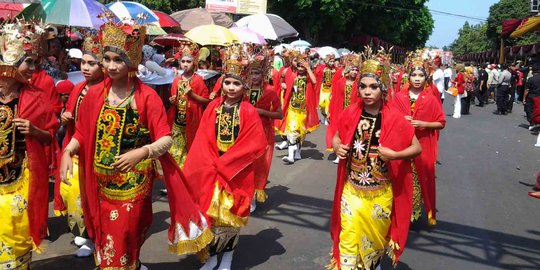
{"left": 112, "top": 148, "right": 149, "bottom": 173}
{"left": 13, "top": 118, "right": 36, "bottom": 136}
{"left": 410, "top": 120, "right": 426, "bottom": 128}
{"left": 378, "top": 146, "right": 397, "bottom": 161}
{"left": 404, "top": 115, "right": 413, "bottom": 122}
{"left": 169, "top": 96, "right": 176, "bottom": 105}
{"left": 334, "top": 144, "right": 350, "bottom": 159}
{"left": 60, "top": 151, "right": 73, "bottom": 186}
{"left": 209, "top": 92, "right": 217, "bottom": 100}
{"left": 61, "top": 112, "right": 74, "bottom": 125}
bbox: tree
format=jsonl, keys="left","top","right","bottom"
{"left": 448, "top": 22, "right": 491, "bottom": 56}
{"left": 268, "top": 0, "right": 434, "bottom": 48}
{"left": 486, "top": 0, "right": 540, "bottom": 47}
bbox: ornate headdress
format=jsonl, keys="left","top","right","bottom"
{"left": 222, "top": 45, "right": 247, "bottom": 82}
{"left": 288, "top": 50, "right": 305, "bottom": 63}
{"left": 176, "top": 40, "right": 199, "bottom": 60}
{"left": 342, "top": 53, "right": 362, "bottom": 73}
{"left": 82, "top": 35, "right": 103, "bottom": 62}
{"left": 324, "top": 53, "right": 336, "bottom": 64}
{"left": 405, "top": 50, "right": 428, "bottom": 75}
{"left": 98, "top": 11, "right": 146, "bottom": 69}
{"left": 360, "top": 46, "right": 393, "bottom": 92}
{"left": 0, "top": 20, "right": 44, "bottom": 80}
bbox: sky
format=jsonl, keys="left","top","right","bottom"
{"left": 425, "top": 0, "right": 499, "bottom": 48}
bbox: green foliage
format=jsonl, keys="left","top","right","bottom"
{"left": 448, "top": 22, "right": 491, "bottom": 56}
{"left": 486, "top": 0, "right": 540, "bottom": 47}
{"left": 267, "top": 0, "right": 433, "bottom": 48}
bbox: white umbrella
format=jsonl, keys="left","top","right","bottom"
{"left": 317, "top": 46, "right": 340, "bottom": 58}
{"left": 338, "top": 48, "right": 351, "bottom": 56}
{"left": 290, "top": 39, "right": 311, "bottom": 48}
{"left": 236, "top": 13, "right": 298, "bottom": 41}
{"left": 273, "top": 43, "right": 292, "bottom": 55}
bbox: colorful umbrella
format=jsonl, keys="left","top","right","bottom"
{"left": 146, "top": 23, "right": 167, "bottom": 36}
{"left": 170, "top": 8, "right": 234, "bottom": 32}
{"left": 151, "top": 33, "right": 190, "bottom": 47}
{"left": 19, "top": 0, "right": 115, "bottom": 28}
{"left": 185, "top": 24, "right": 238, "bottom": 46}
{"left": 0, "top": 3, "right": 25, "bottom": 19}
{"left": 152, "top": 10, "right": 180, "bottom": 28}
{"left": 235, "top": 14, "right": 298, "bottom": 41}
{"left": 105, "top": 1, "right": 158, "bottom": 24}
{"left": 229, "top": 27, "right": 266, "bottom": 45}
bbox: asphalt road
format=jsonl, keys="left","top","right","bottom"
{"left": 33, "top": 98, "right": 540, "bottom": 270}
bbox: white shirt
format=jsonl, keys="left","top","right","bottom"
{"left": 433, "top": 68, "right": 445, "bottom": 99}
{"left": 444, "top": 68, "right": 452, "bottom": 78}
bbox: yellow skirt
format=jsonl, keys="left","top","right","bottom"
{"left": 170, "top": 124, "right": 188, "bottom": 168}
{"left": 282, "top": 107, "right": 307, "bottom": 144}
{"left": 411, "top": 163, "right": 422, "bottom": 222}
{"left": 338, "top": 181, "right": 393, "bottom": 270}
{"left": 0, "top": 163, "right": 33, "bottom": 269}
{"left": 319, "top": 85, "right": 332, "bottom": 116}
{"left": 57, "top": 156, "right": 86, "bottom": 236}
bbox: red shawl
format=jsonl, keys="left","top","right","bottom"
{"left": 53, "top": 80, "right": 88, "bottom": 213}
{"left": 183, "top": 97, "right": 267, "bottom": 222}
{"left": 253, "top": 84, "right": 281, "bottom": 191}
{"left": 166, "top": 74, "right": 209, "bottom": 150}
{"left": 314, "top": 64, "right": 343, "bottom": 105}
{"left": 212, "top": 75, "right": 223, "bottom": 96}
{"left": 278, "top": 68, "right": 320, "bottom": 133}
{"left": 18, "top": 85, "right": 58, "bottom": 248}
{"left": 273, "top": 66, "right": 287, "bottom": 96}
{"left": 31, "top": 69, "right": 63, "bottom": 115}
{"left": 391, "top": 86, "right": 446, "bottom": 223}
{"left": 330, "top": 101, "right": 415, "bottom": 267}
{"left": 326, "top": 77, "right": 360, "bottom": 150}
{"left": 73, "top": 78, "right": 207, "bottom": 250}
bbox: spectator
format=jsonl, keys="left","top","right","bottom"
{"left": 476, "top": 63, "right": 488, "bottom": 107}
{"left": 489, "top": 64, "right": 500, "bottom": 103}
{"left": 524, "top": 63, "right": 540, "bottom": 127}
{"left": 494, "top": 64, "right": 512, "bottom": 115}
{"left": 444, "top": 64, "right": 452, "bottom": 90}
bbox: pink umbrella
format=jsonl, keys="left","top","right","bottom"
{"left": 229, "top": 27, "right": 266, "bottom": 45}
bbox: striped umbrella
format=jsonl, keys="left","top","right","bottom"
{"left": 105, "top": 1, "right": 158, "bottom": 24}
{"left": 19, "top": 0, "right": 115, "bottom": 28}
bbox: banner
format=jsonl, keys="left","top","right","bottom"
{"left": 206, "top": 0, "right": 267, "bottom": 14}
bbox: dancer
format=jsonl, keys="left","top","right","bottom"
{"left": 0, "top": 21, "right": 58, "bottom": 269}
{"left": 329, "top": 49, "right": 421, "bottom": 270}
{"left": 60, "top": 21, "right": 212, "bottom": 270}
{"left": 392, "top": 53, "right": 446, "bottom": 225}
{"left": 247, "top": 52, "right": 282, "bottom": 210}
{"left": 182, "top": 49, "right": 267, "bottom": 270}
{"left": 167, "top": 42, "right": 209, "bottom": 168}
{"left": 315, "top": 54, "right": 342, "bottom": 125}
{"left": 327, "top": 54, "right": 361, "bottom": 163}
{"left": 54, "top": 36, "right": 105, "bottom": 257}
{"left": 277, "top": 51, "right": 319, "bottom": 164}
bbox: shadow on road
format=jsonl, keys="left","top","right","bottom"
{"left": 252, "top": 185, "right": 332, "bottom": 232}
{"left": 31, "top": 254, "right": 94, "bottom": 269}
{"left": 406, "top": 220, "right": 540, "bottom": 269}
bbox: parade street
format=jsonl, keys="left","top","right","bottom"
{"left": 33, "top": 100, "right": 540, "bottom": 270}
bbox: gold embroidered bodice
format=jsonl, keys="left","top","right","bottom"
{"left": 0, "top": 99, "right": 26, "bottom": 188}
{"left": 347, "top": 110, "right": 389, "bottom": 190}
{"left": 290, "top": 76, "right": 307, "bottom": 110}
{"left": 323, "top": 68, "right": 335, "bottom": 89}
{"left": 73, "top": 86, "right": 88, "bottom": 121}
{"left": 344, "top": 81, "right": 353, "bottom": 109}
{"left": 216, "top": 103, "right": 240, "bottom": 155}
{"left": 174, "top": 77, "right": 191, "bottom": 126}
{"left": 248, "top": 88, "right": 263, "bottom": 106}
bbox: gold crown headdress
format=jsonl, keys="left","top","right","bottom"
{"left": 0, "top": 20, "right": 44, "bottom": 79}
{"left": 360, "top": 46, "right": 393, "bottom": 91}
{"left": 223, "top": 45, "right": 247, "bottom": 82}
{"left": 98, "top": 11, "right": 146, "bottom": 69}
{"left": 342, "top": 53, "right": 362, "bottom": 72}
{"left": 324, "top": 53, "right": 336, "bottom": 63}
{"left": 82, "top": 35, "right": 103, "bottom": 62}
{"left": 405, "top": 50, "right": 428, "bottom": 73}
{"left": 288, "top": 50, "right": 305, "bottom": 63}
{"left": 176, "top": 40, "right": 199, "bottom": 60}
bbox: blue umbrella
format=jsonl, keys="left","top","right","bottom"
{"left": 105, "top": 1, "right": 158, "bottom": 24}
{"left": 291, "top": 39, "right": 311, "bottom": 48}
